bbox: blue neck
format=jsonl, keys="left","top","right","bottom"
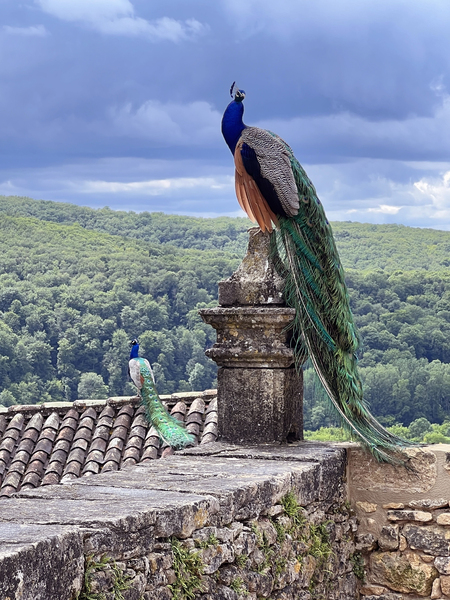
{"left": 130, "top": 344, "right": 139, "bottom": 359}
{"left": 221, "top": 100, "right": 246, "bottom": 154}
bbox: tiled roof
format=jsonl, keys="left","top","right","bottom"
{"left": 0, "top": 390, "right": 217, "bottom": 497}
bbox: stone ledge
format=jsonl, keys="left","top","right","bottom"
{"left": 0, "top": 443, "right": 348, "bottom": 599}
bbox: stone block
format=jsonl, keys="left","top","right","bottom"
{"left": 360, "top": 584, "right": 387, "bottom": 595}
{"left": 442, "top": 574, "right": 450, "bottom": 597}
{"left": 356, "top": 533, "right": 377, "bottom": 552}
{"left": 435, "top": 557, "right": 450, "bottom": 575}
{"left": 357, "top": 501, "right": 378, "bottom": 513}
{"left": 216, "top": 367, "right": 302, "bottom": 444}
{"left": 201, "top": 542, "right": 235, "bottom": 574}
{"left": 0, "top": 524, "right": 84, "bottom": 600}
{"left": 410, "top": 498, "right": 448, "bottom": 510}
{"left": 438, "top": 513, "right": 450, "bottom": 525}
{"left": 201, "top": 307, "right": 297, "bottom": 369}
{"left": 387, "top": 510, "right": 432, "bottom": 522}
{"left": 378, "top": 525, "right": 399, "bottom": 551}
{"left": 363, "top": 595, "right": 403, "bottom": 600}
{"left": 431, "top": 576, "right": 442, "bottom": 599}
{"left": 403, "top": 524, "right": 450, "bottom": 556}
{"left": 370, "top": 551, "right": 438, "bottom": 595}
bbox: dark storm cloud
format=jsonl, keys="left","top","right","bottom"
{"left": 0, "top": 0, "right": 449, "bottom": 226}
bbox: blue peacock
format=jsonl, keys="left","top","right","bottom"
{"left": 222, "top": 83, "right": 410, "bottom": 463}
{"left": 128, "top": 339, "right": 194, "bottom": 449}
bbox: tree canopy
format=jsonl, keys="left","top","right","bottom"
{"left": 1, "top": 195, "right": 450, "bottom": 429}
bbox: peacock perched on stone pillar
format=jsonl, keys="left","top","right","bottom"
{"left": 221, "top": 83, "right": 410, "bottom": 463}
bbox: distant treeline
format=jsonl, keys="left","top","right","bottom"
{"left": 1, "top": 195, "right": 450, "bottom": 429}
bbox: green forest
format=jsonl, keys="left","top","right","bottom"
{"left": 1, "top": 195, "right": 450, "bottom": 433}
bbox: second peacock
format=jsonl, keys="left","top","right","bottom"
{"left": 221, "top": 84, "right": 411, "bottom": 464}
{"left": 128, "top": 339, "right": 194, "bottom": 450}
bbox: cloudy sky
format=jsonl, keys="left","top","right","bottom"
{"left": 0, "top": 0, "right": 449, "bottom": 228}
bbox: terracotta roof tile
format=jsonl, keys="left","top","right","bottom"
{"left": 141, "top": 427, "right": 160, "bottom": 461}
{"left": 23, "top": 459, "right": 45, "bottom": 477}
{"left": 161, "top": 446, "right": 174, "bottom": 458}
{"left": 171, "top": 401, "right": 187, "bottom": 418}
{"left": 0, "top": 415, "right": 7, "bottom": 437}
{"left": 0, "top": 390, "right": 217, "bottom": 492}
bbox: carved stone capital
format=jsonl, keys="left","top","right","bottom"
{"left": 199, "top": 306, "right": 296, "bottom": 368}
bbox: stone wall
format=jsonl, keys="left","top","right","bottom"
{"left": 348, "top": 444, "right": 450, "bottom": 600}
{"left": 0, "top": 442, "right": 358, "bottom": 600}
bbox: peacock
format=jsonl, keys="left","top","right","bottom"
{"left": 221, "top": 83, "right": 410, "bottom": 463}
{"left": 128, "top": 339, "right": 194, "bottom": 449}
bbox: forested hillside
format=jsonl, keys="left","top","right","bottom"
{"left": 1, "top": 195, "right": 450, "bottom": 430}
{"left": 0, "top": 207, "right": 242, "bottom": 404}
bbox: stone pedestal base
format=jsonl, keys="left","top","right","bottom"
{"left": 217, "top": 367, "right": 302, "bottom": 444}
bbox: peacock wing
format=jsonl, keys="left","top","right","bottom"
{"left": 240, "top": 127, "right": 300, "bottom": 219}
{"left": 128, "top": 358, "right": 143, "bottom": 390}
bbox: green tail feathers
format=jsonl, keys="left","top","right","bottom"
{"left": 137, "top": 358, "right": 195, "bottom": 450}
{"left": 271, "top": 155, "right": 413, "bottom": 464}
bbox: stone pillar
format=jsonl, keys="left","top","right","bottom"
{"left": 199, "top": 228, "right": 303, "bottom": 444}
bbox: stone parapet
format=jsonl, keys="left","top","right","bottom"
{"left": 0, "top": 443, "right": 357, "bottom": 600}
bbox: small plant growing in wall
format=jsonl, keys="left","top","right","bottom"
{"left": 350, "top": 552, "right": 365, "bottom": 582}
{"left": 230, "top": 576, "right": 248, "bottom": 596}
{"left": 169, "top": 537, "right": 204, "bottom": 600}
{"left": 75, "top": 554, "right": 131, "bottom": 600}
{"left": 195, "top": 533, "right": 219, "bottom": 549}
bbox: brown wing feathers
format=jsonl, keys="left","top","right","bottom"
{"left": 234, "top": 141, "right": 278, "bottom": 232}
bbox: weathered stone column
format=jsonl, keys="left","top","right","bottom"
{"left": 199, "top": 228, "right": 303, "bottom": 444}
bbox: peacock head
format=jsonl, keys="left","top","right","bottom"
{"left": 230, "top": 81, "right": 245, "bottom": 103}
{"left": 129, "top": 338, "right": 139, "bottom": 358}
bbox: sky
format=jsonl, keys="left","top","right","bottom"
{"left": 0, "top": 0, "right": 450, "bottom": 228}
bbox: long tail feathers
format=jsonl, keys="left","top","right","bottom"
{"left": 270, "top": 157, "right": 414, "bottom": 464}
{"left": 136, "top": 359, "right": 195, "bottom": 450}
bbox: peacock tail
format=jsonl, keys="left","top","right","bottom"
{"left": 222, "top": 84, "right": 414, "bottom": 464}
{"left": 270, "top": 148, "right": 409, "bottom": 463}
{"left": 128, "top": 341, "right": 194, "bottom": 450}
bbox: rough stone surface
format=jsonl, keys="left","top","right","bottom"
{"left": 441, "top": 574, "right": 450, "bottom": 596}
{"left": 370, "top": 551, "right": 438, "bottom": 595}
{"left": 437, "top": 513, "right": 450, "bottom": 526}
{"left": 435, "top": 556, "right": 450, "bottom": 574}
{"left": 364, "top": 595, "right": 403, "bottom": 600}
{"left": 378, "top": 525, "right": 400, "bottom": 551}
{"left": 403, "top": 524, "right": 450, "bottom": 556}
{"left": 218, "top": 228, "right": 285, "bottom": 306}
{"left": 360, "top": 584, "right": 388, "bottom": 595}
{"left": 410, "top": 499, "right": 449, "bottom": 510}
{"left": 201, "top": 307, "right": 297, "bottom": 369}
{"left": 431, "top": 576, "right": 442, "bottom": 599}
{"left": 357, "top": 501, "right": 378, "bottom": 513}
{"left": 0, "top": 524, "right": 84, "bottom": 599}
{"left": 348, "top": 446, "right": 437, "bottom": 493}
{"left": 216, "top": 367, "right": 302, "bottom": 443}
{"left": 388, "top": 510, "right": 433, "bottom": 523}
{"left": 0, "top": 443, "right": 356, "bottom": 600}
{"left": 356, "top": 533, "right": 377, "bottom": 552}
